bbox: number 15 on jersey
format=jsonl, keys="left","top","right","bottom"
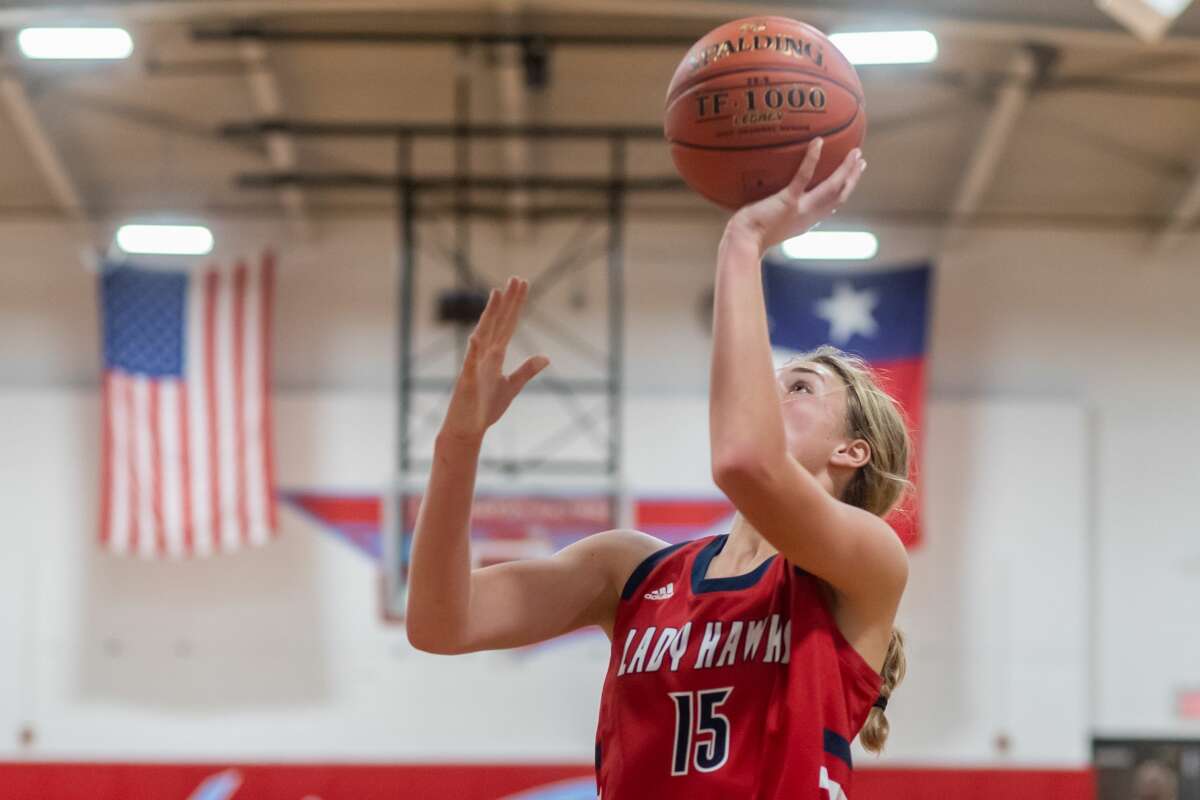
{"left": 669, "top": 688, "right": 733, "bottom": 776}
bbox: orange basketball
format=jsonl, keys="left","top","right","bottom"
{"left": 664, "top": 17, "right": 866, "bottom": 209}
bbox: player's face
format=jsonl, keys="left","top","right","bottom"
{"left": 775, "top": 362, "right": 852, "bottom": 475}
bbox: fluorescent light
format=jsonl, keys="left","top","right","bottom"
{"left": 829, "top": 30, "right": 938, "bottom": 65}
{"left": 116, "top": 224, "right": 214, "bottom": 256}
{"left": 780, "top": 231, "right": 878, "bottom": 261}
{"left": 1096, "top": 0, "right": 1194, "bottom": 41}
{"left": 1148, "top": 0, "right": 1195, "bottom": 11}
{"left": 18, "top": 27, "right": 134, "bottom": 60}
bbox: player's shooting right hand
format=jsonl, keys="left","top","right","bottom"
{"left": 439, "top": 276, "right": 550, "bottom": 444}
{"left": 726, "top": 138, "right": 867, "bottom": 258}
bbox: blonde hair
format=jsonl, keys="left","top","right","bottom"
{"left": 859, "top": 628, "right": 906, "bottom": 754}
{"left": 788, "top": 345, "right": 912, "bottom": 753}
{"left": 790, "top": 345, "right": 912, "bottom": 518}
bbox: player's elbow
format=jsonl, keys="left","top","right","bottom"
{"left": 712, "top": 453, "right": 775, "bottom": 497}
{"left": 405, "top": 617, "right": 468, "bottom": 655}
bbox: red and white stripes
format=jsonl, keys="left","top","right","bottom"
{"left": 100, "top": 254, "right": 277, "bottom": 558}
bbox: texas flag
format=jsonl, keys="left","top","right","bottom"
{"left": 761, "top": 259, "right": 931, "bottom": 548}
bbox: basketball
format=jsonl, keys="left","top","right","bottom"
{"left": 664, "top": 16, "right": 867, "bottom": 209}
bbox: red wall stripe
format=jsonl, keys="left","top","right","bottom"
{"left": 178, "top": 384, "right": 193, "bottom": 555}
{"left": 203, "top": 269, "right": 221, "bottom": 553}
{"left": 260, "top": 251, "right": 278, "bottom": 535}
{"left": 98, "top": 373, "right": 113, "bottom": 547}
{"left": 123, "top": 375, "right": 138, "bottom": 552}
{"left": 147, "top": 381, "right": 165, "bottom": 556}
{"left": 0, "top": 762, "right": 1095, "bottom": 800}
{"left": 857, "top": 766, "right": 1096, "bottom": 800}
{"left": 232, "top": 260, "right": 250, "bottom": 547}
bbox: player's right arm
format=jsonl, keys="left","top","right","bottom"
{"left": 405, "top": 276, "right": 662, "bottom": 654}
{"left": 411, "top": 514, "right": 661, "bottom": 653}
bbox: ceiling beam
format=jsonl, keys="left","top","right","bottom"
{"left": 0, "top": 1, "right": 484, "bottom": 27}
{"left": 941, "top": 47, "right": 1038, "bottom": 250}
{"left": 1152, "top": 159, "right": 1200, "bottom": 250}
{"left": 237, "top": 39, "right": 310, "bottom": 238}
{"left": 542, "top": 1, "right": 1200, "bottom": 53}
{"left": 8, "top": 1, "right": 1200, "bottom": 52}
{"left": 190, "top": 20, "right": 1200, "bottom": 54}
{"left": 236, "top": 172, "right": 684, "bottom": 191}
{"left": 1, "top": 203, "right": 1182, "bottom": 232}
{"left": 0, "top": 71, "right": 86, "bottom": 220}
{"left": 222, "top": 121, "right": 665, "bottom": 139}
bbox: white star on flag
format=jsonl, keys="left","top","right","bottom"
{"left": 814, "top": 281, "right": 880, "bottom": 344}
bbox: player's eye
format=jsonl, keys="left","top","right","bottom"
{"left": 790, "top": 381, "right": 812, "bottom": 394}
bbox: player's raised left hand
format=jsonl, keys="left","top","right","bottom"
{"left": 726, "top": 138, "right": 867, "bottom": 255}
{"left": 439, "top": 277, "right": 549, "bottom": 444}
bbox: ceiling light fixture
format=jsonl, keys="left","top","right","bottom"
{"left": 780, "top": 231, "right": 879, "bottom": 261}
{"left": 115, "top": 224, "right": 214, "bottom": 256}
{"left": 828, "top": 30, "right": 938, "bottom": 65}
{"left": 18, "top": 27, "right": 134, "bottom": 60}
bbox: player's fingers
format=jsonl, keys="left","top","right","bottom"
{"left": 788, "top": 138, "right": 823, "bottom": 196}
{"left": 825, "top": 149, "right": 863, "bottom": 195}
{"left": 800, "top": 148, "right": 861, "bottom": 212}
{"left": 496, "top": 277, "right": 528, "bottom": 345}
{"left": 472, "top": 288, "right": 502, "bottom": 341}
{"left": 837, "top": 159, "right": 867, "bottom": 205}
{"left": 485, "top": 277, "right": 518, "bottom": 342}
{"left": 507, "top": 355, "right": 550, "bottom": 395}
{"left": 465, "top": 329, "right": 482, "bottom": 359}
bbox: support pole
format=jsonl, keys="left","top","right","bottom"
{"left": 397, "top": 136, "right": 416, "bottom": 476}
{"left": 607, "top": 135, "right": 626, "bottom": 523}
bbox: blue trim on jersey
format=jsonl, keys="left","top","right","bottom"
{"left": 823, "top": 728, "right": 853, "bottom": 769}
{"left": 691, "top": 534, "right": 777, "bottom": 594}
{"left": 620, "top": 541, "right": 689, "bottom": 600}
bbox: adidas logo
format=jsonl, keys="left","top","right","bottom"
{"left": 644, "top": 582, "right": 674, "bottom": 601}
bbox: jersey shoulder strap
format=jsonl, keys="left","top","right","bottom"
{"left": 619, "top": 537, "right": 709, "bottom": 601}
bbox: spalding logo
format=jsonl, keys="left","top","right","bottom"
{"left": 686, "top": 26, "right": 825, "bottom": 74}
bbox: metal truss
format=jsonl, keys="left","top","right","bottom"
{"left": 224, "top": 119, "right": 685, "bottom": 496}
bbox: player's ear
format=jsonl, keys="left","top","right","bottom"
{"left": 831, "top": 438, "right": 870, "bottom": 470}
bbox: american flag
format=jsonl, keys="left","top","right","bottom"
{"left": 99, "top": 253, "right": 278, "bottom": 558}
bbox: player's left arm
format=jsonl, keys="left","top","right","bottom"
{"left": 708, "top": 141, "right": 906, "bottom": 608}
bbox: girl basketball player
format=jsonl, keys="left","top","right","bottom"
{"left": 407, "top": 139, "right": 909, "bottom": 799}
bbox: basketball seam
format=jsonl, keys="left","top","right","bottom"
{"left": 665, "top": 60, "right": 862, "bottom": 109}
{"left": 666, "top": 105, "right": 861, "bottom": 151}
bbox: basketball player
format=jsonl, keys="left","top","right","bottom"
{"left": 407, "top": 139, "right": 909, "bottom": 799}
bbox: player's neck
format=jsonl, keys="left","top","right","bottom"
{"left": 711, "top": 515, "right": 778, "bottom": 578}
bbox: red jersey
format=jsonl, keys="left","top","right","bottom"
{"left": 595, "top": 534, "right": 881, "bottom": 799}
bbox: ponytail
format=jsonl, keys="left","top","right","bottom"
{"left": 859, "top": 628, "right": 906, "bottom": 754}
